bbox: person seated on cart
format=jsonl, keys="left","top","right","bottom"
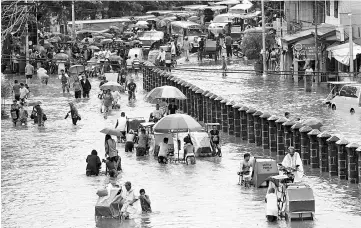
{"left": 281, "top": 146, "right": 304, "bottom": 182}
{"left": 149, "top": 104, "right": 164, "bottom": 123}
{"left": 238, "top": 153, "right": 253, "bottom": 184}
{"left": 125, "top": 130, "right": 135, "bottom": 152}
{"left": 265, "top": 187, "right": 278, "bottom": 222}
{"left": 158, "top": 137, "right": 169, "bottom": 164}
{"left": 136, "top": 128, "right": 149, "bottom": 156}
{"left": 209, "top": 125, "right": 221, "bottom": 156}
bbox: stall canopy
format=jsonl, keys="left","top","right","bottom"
{"left": 214, "top": 0, "right": 240, "bottom": 5}
{"left": 230, "top": 1, "right": 253, "bottom": 10}
{"left": 327, "top": 42, "right": 361, "bottom": 66}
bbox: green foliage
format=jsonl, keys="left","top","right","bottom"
{"left": 241, "top": 31, "right": 276, "bottom": 60}
{"left": 1, "top": 78, "right": 11, "bottom": 99}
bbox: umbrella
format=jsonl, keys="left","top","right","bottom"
{"left": 100, "top": 81, "right": 123, "bottom": 91}
{"left": 100, "top": 128, "right": 123, "bottom": 136}
{"left": 136, "top": 24, "right": 149, "bottom": 29}
{"left": 146, "top": 86, "right": 186, "bottom": 100}
{"left": 188, "top": 16, "right": 200, "bottom": 21}
{"left": 108, "top": 55, "right": 123, "bottom": 61}
{"left": 53, "top": 53, "right": 69, "bottom": 60}
{"left": 102, "top": 33, "right": 114, "bottom": 38}
{"left": 88, "top": 45, "right": 100, "bottom": 50}
{"left": 136, "top": 21, "right": 149, "bottom": 26}
{"left": 230, "top": 2, "right": 253, "bottom": 10}
{"left": 100, "top": 39, "right": 113, "bottom": 45}
{"left": 114, "top": 38, "right": 124, "bottom": 42}
{"left": 154, "top": 114, "right": 203, "bottom": 161}
{"left": 94, "top": 35, "right": 105, "bottom": 39}
{"left": 69, "top": 65, "right": 85, "bottom": 74}
{"left": 81, "top": 37, "right": 94, "bottom": 43}
{"left": 154, "top": 114, "right": 202, "bottom": 133}
{"left": 27, "top": 101, "right": 42, "bottom": 106}
{"left": 300, "top": 118, "right": 323, "bottom": 130}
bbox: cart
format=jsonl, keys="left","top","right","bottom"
{"left": 126, "top": 117, "right": 146, "bottom": 133}
{"left": 205, "top": 123, "right": 221, "bottom": 157}
{"left": 267, "top": 168, "right": 315, "bottom": 221}
{"left": 202, "top": 39, "right": 220, "bottom": 61}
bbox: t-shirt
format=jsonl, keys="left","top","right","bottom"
{"left": 37, "top": 68, "right": 48, "bottom": 77}
{"left": 152, "top": 109, "right": 163, "bottom": 119}
{"left": 13, "top": 84, "right": 21, "bottom": 95}
{"left": 19, "top": 87, "right": 29, "bottom": 99}
{"left": 111, "top": 91, "right": 121, "bottom": 101}
{"left": 210, "top": 130, "right": 220, "bottom": 143}
{"left": 126, "top": 133, "right": 135, "bottom": 142}
{"left": 138, "top": 134, "right": 148, "bottom": 148}
{"left": 266, "top": 193, "right": 278, "bottom": 216}
{"left": 183, "top": 40, "right": 190, "bottom": 50}
{"left": 168, "top": 104, "right": 177, "bottom": 114}
{"left": 73, "top": 82, "right": 82, "bottom": 91}
{"left": 128, "top": 82, "right": 137, "bottom": 92}
{"left": 59, "top": 73, "right": 69, "bottom": 83}
{"left": 126, "top": 58, "right": 133, "bottom": 68}
{"left": 25, "top": 64, "right": 34, "bottom": 75}
{"left": 225, "top": 36, "right": 232, "bottom": 46}
{"left": 158, "top": 142, "right": 168, "bottom": 157}
{"left": 116, "top": 117, "right": 127, "bottom": 131}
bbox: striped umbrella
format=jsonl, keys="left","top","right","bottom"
{"left": 153, "top": 114, "right": 202, "bottom": 133}
{"left": 145, "top": 86, "right": 186, "bottom": 100}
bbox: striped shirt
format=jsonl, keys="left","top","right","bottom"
{"left": 132, "top": 58, "right": 140, "bottom": 69}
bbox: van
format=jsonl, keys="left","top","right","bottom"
{"left": 330, "top": 84, "right": 361, "bottom": 114}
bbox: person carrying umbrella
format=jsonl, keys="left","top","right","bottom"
{"left": 102, "top": 89, "right": 113, "bottom": 118}
{"left": 65, "top": 102, "right": 81, "bottom": 125}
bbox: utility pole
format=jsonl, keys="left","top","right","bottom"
{"left": 261, "top": 0, "right": 267, "bottom": 76}
{"left": 349, "top": 10, "right": 353, "bottom": 76}
{"left": 72, "top": 1, "right": 76, "bottom": 41}
{"left": 314, "top": 0, "right": 319, "bottom": 82}
{"left": 25, "top": 0, "right": 29, "bottom": 64}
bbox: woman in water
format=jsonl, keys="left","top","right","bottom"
{"left": 105, "top": 134, "right": 118, "bottom": 159}
{"left": 86, "top": 150, "right": 101, "bottom": 176}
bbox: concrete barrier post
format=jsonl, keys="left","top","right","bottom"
{"left": 239, "top": 106, "right": 249, "bottom": 141}
{"left": 220, "top": 99, "right": 228, "bottom": 133}
{"left": 357, "top": 147, "right": 361, "bottom": 185}
{"left": 207, "top": 93, "right": 215, "bottom": 123}
{"left": 211, "top": 95, "right": 218, "bottom": 123}
{"left": 275, "top": 117, "right": 288, "bottom": 162}
{"left": 226, "top": 101, "right": 235, "bottom": 135}
{"left": 195, "top": 89, "right": 204, "bottom": 121}
{"left": 308, "top": 129, "right": 321, "bottom": 169}
{"left": 142, "top": 67, "right": 146, "bottom": 90}
{"left": 181, "top": 82, "right": 188, "bottom": 113}
{"left": 253, "top": 111, "right": 263, "bottom": 146}
{"left": 156, "top": 71, "right": 161, "bottom": 87}
{"left": 346, "top": 143, "right": 360, "bottom": 184}
{"left": 299, "top": 126, "right": 312, "bottom": 166}
{"left": 283, "top": 120, "right": 295, "bottom": 149}
{"left": 233, "top": 104, "right": 242, "bottom": 137}
{"left": 291, "top": 123, "right": 303, "bottom": 155}
{"left": 326, "top": 135, "right": 340, "bottom": 177}
{"left": 317, "top": 132, "right": 331, "bottom": 173}
{"left": 214, "top": 97, "right": 223, "bottom": 125}
{"left": 336, "top": 139, "right": 349, "bottom": 180}
{"left": 246, "top": 108, "right": 256, "bottom": 144}
{"left": 189, "top": 86, "right": 196, "bottom": 117}
{"left": 268, "top": 115, "right": 279, "bottom": 157}
{"left": 260, "top": 112, "right": 271, "bottom": 150}
{"left": 201, "top": 91, "right": 209, "bottom": 122}
{"left": 186, "top": 84, "right": 192, "bottom": 115}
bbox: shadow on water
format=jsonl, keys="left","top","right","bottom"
{"left": 1, "top": 71, "right": 361, "bottom": 228}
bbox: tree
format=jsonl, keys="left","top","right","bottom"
{"left": 241, "top": 30, "right": 276, "bottom": 60}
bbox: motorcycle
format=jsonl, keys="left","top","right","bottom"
{"left": 232, "top": 40, "right": 244, "bottom": 58}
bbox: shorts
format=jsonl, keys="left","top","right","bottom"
{"left": 136, "top": 147, "right": 147, "bottom": 156}
{"left": 158, "top": 156, "right": 167, "bottom": 164}
{"left": 75, "top": 90, "right": 81, "bottom": 98}
{"left": 125, "top": 141, "right": 134, "bottom": 152}
{"left": 26, "top": 75, "right": 33, "bottom": 79}
{"left": 14, "top": 94, "right": 20, "bottom": 101}
{"left": 266, "top": 215, "right": 277, "bottom": 222}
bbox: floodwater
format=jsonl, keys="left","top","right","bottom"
{"left": 1, "top": 67, "right": 361, "bottom": 228}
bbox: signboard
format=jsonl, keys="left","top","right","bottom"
{"left": 293, "top": 43, "right": 322, "bottom": 60}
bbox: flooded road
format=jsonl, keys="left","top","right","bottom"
{"left": 1, "top": 71, "right": 361, "bottom": 228}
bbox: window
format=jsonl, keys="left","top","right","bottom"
{"left": 326, "top": 0, "right": 330, "bottom": 16}
{"left": 334, "top": 0, "right": 338, "bottom": 18}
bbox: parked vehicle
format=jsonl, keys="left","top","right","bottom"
{"left": 170, "top": 21, "right": 203, "bottom": 53}
{"left": 208, "top": 13, "right": 237, "bottom": 37}
{"left": 329, "top": 84, "right": 361, "bottom": 114}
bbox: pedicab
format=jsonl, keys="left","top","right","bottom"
{"left": 205, "top": 123, "right": 222, "bottom": 157}
{"left": 126, "top": 117, "right": 146, "bottom": 133}
{"left": 95, "top": 185, "right": 123, "bottom": 218}
{"left": 266, "top": 165, "right": 315, "bottom": 221}
{"left": 203, "top": 39, "right": 220, "bottom": 61}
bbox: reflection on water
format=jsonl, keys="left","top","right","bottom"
{"left": 1, "top": 73, "right": 361, "bottom": 228}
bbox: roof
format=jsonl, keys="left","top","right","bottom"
{"left": 170, "top": 21, "right": 202, "bottom": 28}
{"left": 68, "top": 18, "right": 131, "bottom": 25}
{"left": 214, "top": 0, "right": 240, "bottom": 5}
{"left": 204, "top": 5, "right": 228, "bottom": 10}
{"left": 138, "top": 31, "right": 164, "bottom": 41}
{"left": 282, "top": 23, "right": 337, "bottom": 44}
{"left": 182, "top": 5, "right": 209, "bottom": 10}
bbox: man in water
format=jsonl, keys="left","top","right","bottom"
{"left": 59, "top": 69, "right": 70, "bottom": 93}
{"left": 115, "top": 112, "right": 127, "bottom": 143}
{"left": 80, "top": 75, "right": 91, "bottom": 98}
{"left": 120, "top": 181, "right": 139, "bottom": 220}
{"left": 167, "top": 100, "right": 178, "bottom": 115}
{"left": 150, "top": 104, "right": 164, "bottom": 123}
{"left": 127, "top": 78, "right": 137, "bottom": 101}
{"left": 209, "top": 125, "right": 221, "bottom": 156}
{"left": 265, "top": 188, "right": 278, "bottom": 222}
{"left": 158, "top": 137, "right": 169, "bottom": 164}
{"left": 139, "top": 189, "right": 152, "bottom": 213}
{"left": 238, "top": 153, "right": 253, "bottom": 184}
{"left": 132, "top": 54, "right": 141, "bottom": 78}
{"left": 12, "top": 80, "right": 21, "bottom": 101}
{"left": 281, "top": 146, "right": 304, "bottom": 182}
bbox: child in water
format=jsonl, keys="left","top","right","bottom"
{"left": 265, "top": 188, "right": 278, "bottom": 222}
{"left": 139, "top": 189, "right": 152, "bottom": 213}
{"left": 222, "top": 55, "right": 227, "bottom": 78}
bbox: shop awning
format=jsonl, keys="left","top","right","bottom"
{"left": 282, "top": 23, "right": 337, "bottom": 44}
{"left": 326, "top": 42, "right": 361, "bottom": 66}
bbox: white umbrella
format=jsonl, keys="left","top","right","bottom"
{"left": 214, "top": 0, "right": 240, "bottom": 5}
{"left": 145, "top": 86, "right": 187, "bottom": 100}
{"left": 136, "top": 21, "right": 149, "bottom": 26}
{"left": 230, "top": 2, "right": 253, "bottom": 10}
{"left": 100, "top": 81, "right": 123, "bottom": 91}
